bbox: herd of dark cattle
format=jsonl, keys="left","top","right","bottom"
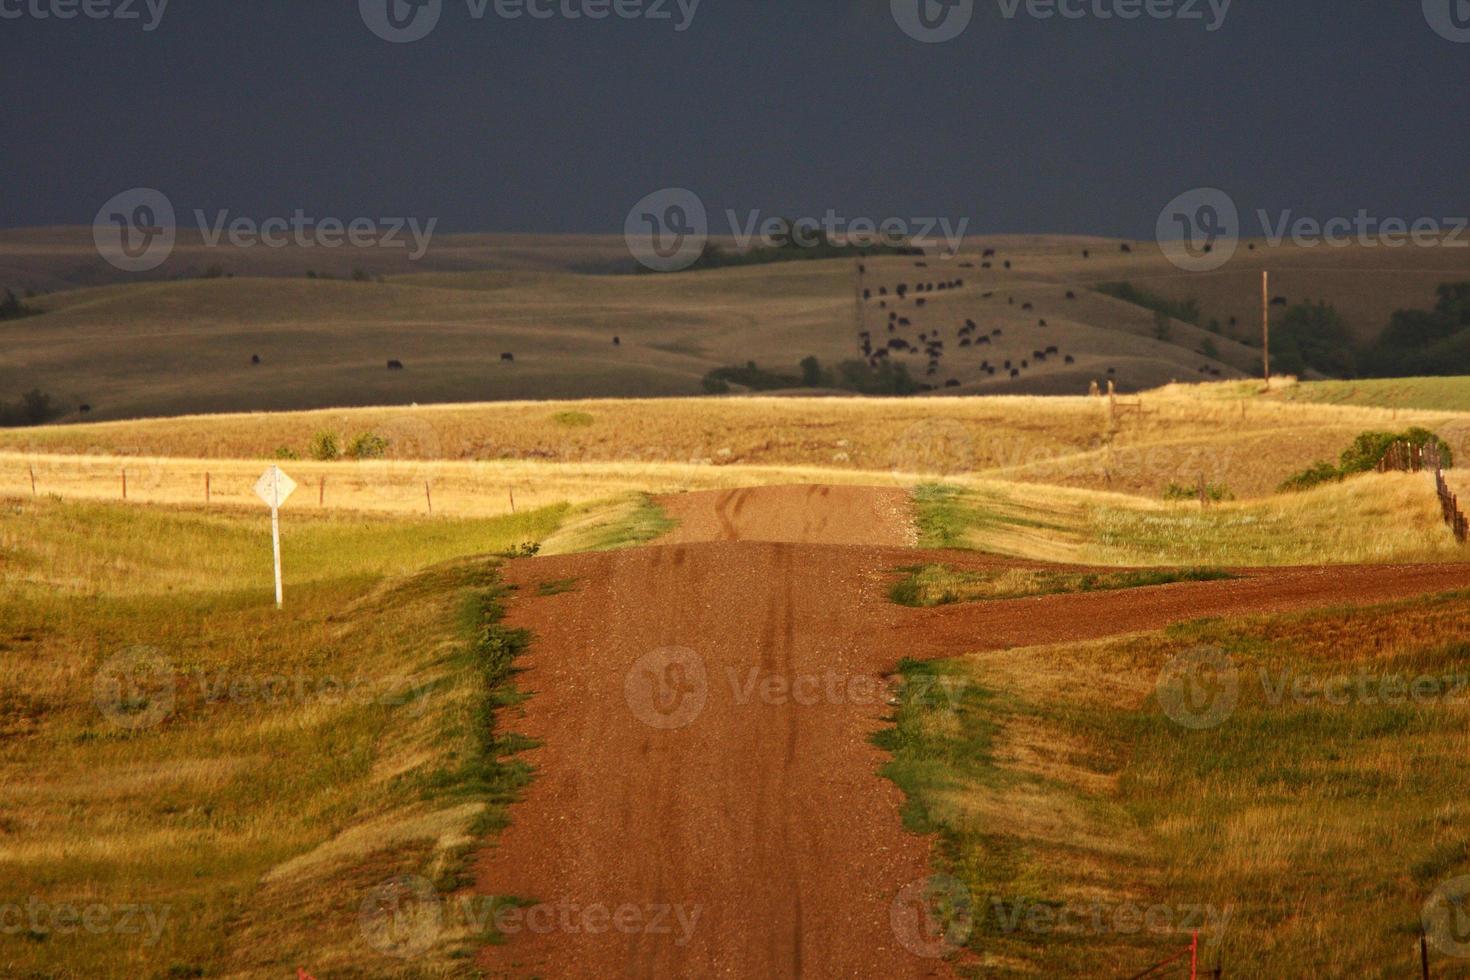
{"left": 234, "top": 242, "right": 1227, "bottom": 388}
{"left": 855, "top": 255, "right": 1086, "bottom": 388}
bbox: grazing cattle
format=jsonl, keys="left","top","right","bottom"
{"left": 387, "top": 360, "right": 405, "bottom": 370}
{"left": 992, "top": 328, "right": 1003, "bottom": 336}
{"left": 613, "top": 336, "right": 622, "bottom": 346}
{"left": 959, "top": 262, "right": 974, "bottom": 268}
{"left": 965, "top": 318, "right": 977, "bottom": 330}
{"left": 1004, "top": 260, "right": 1012, "bottom": 270}
{"left": 981, "top": 261, "right": 992, "bottom": 269}
{"left": 1229, "top": 316, "right": 1238, "bottom": 327}
{"left": 977, "top": 335, "right": 991, "bottom": 345}
{"left": 960, "top": 338, "right": 972, "bottom": 347}
{"left": 983, "top": 248, "right": 996, "bottom": 258}
{"left": 79, "top": 404, "right": 92, "bottom": 414}
{"left": 899, "top": 317, "right": 911, "bottom": 327}
{"left": 945, "top": 379, "right": 960, "bottom": 388}
{"left": 251, "top": 354, "right": 261, "bottom": 365}
{"left": 1046, "top": 345, "right": 1058, "bottom": 355}
{"left": 1272, "top": 296, "right": 1288, "bottom": 306}
{"left": 916, "top": 298, "right": 927, "bottom": 308}
{"left": 879, "top": 287, "right": 888, "bottom": 296}
{"left": 880, "top": 301, "right": 887, "bottom": 309}
{"left": 859, "top": 264, "right": 867, "bottom": 274}
{"left": 501, "top": 353, "right": 515, "bottom": 363}
{"left": 1107, "top": 367, "right": 1117, "bottom": 375}
{"left": 986, "top": 366, "right": 997, "bottom": 376}
{"left": 1004, "top": 360, "right": 1012, "bottom": 370}
{"left": 1210, "top": 367, "right": 1222, "bottom": 376}
{"left": 863, "top": 289, "right": 871, "bottom": 300}
{"left": 937, "top": 283, "right": 947, "bottom": 292}
{"left": 1064, "top": 355, "right": 1075, "bottom": 364}
{"left": 1010, "top": 369, "right": 1020, "bottom": 378}
{"left": 1248, "top": 243, "right": 1257, "bottom": 251}
{"left": 916, "top": 261, "right": 928, "bottom": 268}
{"left": 1082, "top": 250, "right": 1090, "bottom": 258}
{"left": 890, "top": 312, "right": 899, "bottom": 321}
{"left": 1038, "top": 319, "right": 1048, "bottom": 327}
{"left": 1120, "top": 243, "right": 1133, "bottom": 253}
{"left": 982, "top": 292, "right": 994, "bottom": 299}
{"left": 1066, "top": 291, "right": 1077, "bottom": 300}
{"left": 1022, "top": 302, "right": 1034, "bottom": 311}
{"left": 1021, "top": 359, "right": 1029, "bottom": 369}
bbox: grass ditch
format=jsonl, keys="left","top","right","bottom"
{"left": 874, "top": 590, "right": 1470, "bottom": 977}
{"left": 889, "top": 564, "right": 1233, "bottom": 607}
{"left": 0, "top": 491, "right": 677, "bottom": 976}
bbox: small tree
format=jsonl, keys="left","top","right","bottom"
{"left": 1153, "top": 310, "right": 1173, "bottom": 342}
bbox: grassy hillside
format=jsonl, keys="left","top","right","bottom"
{"left": 0, "top": 493, "right": 667, "bottom": 978}
{"left": 3, "top": 384, "right": 1466, "bottom": 500}
{"left": 1272, "top": 377, "right": 1470, "bottom": 412}
{"left": 879, "top": 589, "right": 1470, "bottom": 977}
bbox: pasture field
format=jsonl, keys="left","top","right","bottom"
{"left": 4, "top": 230, "right": 1467, "bottom": 422}
{"left": 0, "top": 494, "right": 667, "bottom": 978}
{"left": 1274, "top": 376, "right": 1470, "bottom": 412}
{"left": 1, "top": 381, "right": 1467, "bottom": 978}
{"left": 3, "top": 383, "right": 1468, "bottom": 501}
{"left": 880, "top": 589, "right": 1470, "bottom": 977}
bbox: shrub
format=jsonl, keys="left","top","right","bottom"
{"left": 551, "top": 411, "right": 594, "bottom": 428}
{"left": 273, "top": 446, "right": 300, "bottom": 460}
{"left": 1163, "top": 481, "right": 1233, "bottom": 503}
{"left": 0, "top": 289, "right": 40, "bottom": 322}
{"left": 1277, "top": 461, "right": 1341, "bottom": 494}
{"left": 309, "top": 432, "right": 341, "bottom": 461}
{"left": 0, "top": 389, "right": 63, "bottom": 427}
{"left": 346, "top": 432, "right": 389, "bottom": 459}
{"left": 1278, "top": 427, "right": 1453, "bottom": 493}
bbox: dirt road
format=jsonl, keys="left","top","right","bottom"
{"left": 476, "top": 485, "right": 1469, "bottom": 978}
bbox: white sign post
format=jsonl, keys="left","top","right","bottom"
{"left": 254, "top": 465, "right": 297, "bottom": 608}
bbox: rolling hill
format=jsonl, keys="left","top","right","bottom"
{"left": 2, "top": 230, "right": 1467, "bottom": 422}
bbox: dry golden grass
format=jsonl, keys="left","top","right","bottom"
{"left": 0, "top": 494, "right": 666, "bottom": 978}
{"left": 4, "top": 382, "right": 1467, "bottom": 500}
{"left": 884, "top": 591, "right": 1470, "bottom": 978}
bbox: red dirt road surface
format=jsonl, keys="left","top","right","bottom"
{"left": 475, "top": 486, "right": 1469, "bottom": 979}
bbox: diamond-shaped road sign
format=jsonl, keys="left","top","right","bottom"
{"left": 255, "top": 465, "right": 297, "bottom": 510}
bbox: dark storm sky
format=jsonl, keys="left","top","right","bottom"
{"left": 3, "top": 0, "right": 1467, "bottom": 238}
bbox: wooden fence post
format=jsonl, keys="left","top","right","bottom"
{"left": 28, "top": 464, "right": 36, "bottom": 496}
{"left": 205, "top": 472, "right": 211, "bottom": 503}
{"left": 319, "top": 475, "right": 325, "bottom": 507}
{"left": 509, "top": 487, "right": 516, "bottom": 514}
{"left": 425, "top": 481, "right": 433, "bottom": 515}
{"left": 121, "top": 468, "right": 127, "bottom": 500}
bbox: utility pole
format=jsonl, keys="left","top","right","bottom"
{"left": 1262, "top": 269, "right": 1271, "bottom": 387}
{"left": 855, "top": 261, "right": 866, "bottom": 340}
